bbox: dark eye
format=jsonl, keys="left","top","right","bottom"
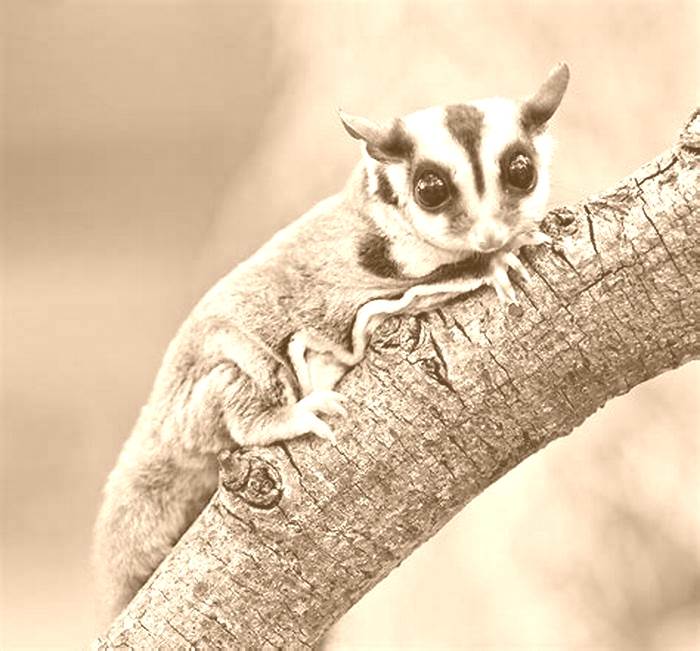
{"left": 505, "top": 153, "right": 536, "bottom": 190}
{"left": 414, "top": 171, "right": 451, "bottom": 209}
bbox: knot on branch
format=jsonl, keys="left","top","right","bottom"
{"left": 218, "top": 448, "right": 283, "bottom": 509}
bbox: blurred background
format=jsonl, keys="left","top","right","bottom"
{"left": 2, "top": 1, "right": 698, "bottom": 648}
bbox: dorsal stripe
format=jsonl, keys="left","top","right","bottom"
{"left": 444, "top": 104, "right": 485, "bottom": 196}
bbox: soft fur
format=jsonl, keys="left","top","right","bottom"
{"left": 93, "top": 63, "right": 569, "bottom": 619}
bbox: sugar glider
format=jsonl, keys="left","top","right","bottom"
{"left": 94, "top": 63, "right": 569, "bottom": 618}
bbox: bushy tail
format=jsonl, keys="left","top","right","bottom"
{"left": 92, "top": 446, "right": 218, "bottom": 621}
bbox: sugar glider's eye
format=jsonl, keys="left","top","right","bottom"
{"left": 504, "top": 153, "right": 536, "bottom": 191}
{"left": 414, "top": 170, "right": 451, "bottom": 210}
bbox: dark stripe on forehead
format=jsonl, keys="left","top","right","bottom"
{"left": 444, "top": 104, "right": 485, "bottom": 197}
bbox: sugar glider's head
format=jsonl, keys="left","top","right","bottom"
{"left": 341, "top": 63, "right": 569, "bottom": 264}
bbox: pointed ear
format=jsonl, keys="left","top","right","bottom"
{"left": 338, "top": 109, "right": 414, "bottom": 163}
{"left": 338, "top": 109, "right": 384, "bottom": 142}
{"left": 521, "top": 62, "right": 570, "bottom": 130}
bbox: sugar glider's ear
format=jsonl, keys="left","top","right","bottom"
{"left": 521, "top": 62, "right": 570, "bottom": 131}
{"left": 338, "top": 109, "right": 414, "bottom": 164}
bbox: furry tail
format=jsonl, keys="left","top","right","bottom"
{"left": 92, "top": 447, "right": 218, "bottom": 620}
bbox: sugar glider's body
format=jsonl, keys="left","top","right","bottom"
{"left": 94, "top": 63, "right": 569, "bottom": 619}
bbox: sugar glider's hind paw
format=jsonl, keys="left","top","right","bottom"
{"left": 288, "top": 331, "right": 356, "bottom": 396}
{"left": 291, "top": 390, "right": 348, "bottom": 446}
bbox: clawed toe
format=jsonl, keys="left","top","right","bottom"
{"left": 503, "top": 252, "right": 531, "bottom": 283}
{"left": 291, "top": 390, "right": 348, "bottom": 445}
{"left": 299, "top": 391, "right": 348, "bottom": 418}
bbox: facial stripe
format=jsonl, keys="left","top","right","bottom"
{"left": 357, "top": 231, "right": 401, "bottom": 278}
{"left": 374, "top": 167, "right": 399, "bottom": 206}
{"left": 444, "top": 104, "right": 485, "bottom": 197}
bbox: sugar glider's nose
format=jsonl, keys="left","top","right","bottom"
{"left": 472, "top": 222, "right": 509, "bottom": 252}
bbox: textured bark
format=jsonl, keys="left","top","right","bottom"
{"left": 95, "top": 110, "right": 699, "bottom": 649}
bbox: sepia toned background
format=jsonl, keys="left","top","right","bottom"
{"left": 2, "top": 0, "right": 698, "bottom": 648}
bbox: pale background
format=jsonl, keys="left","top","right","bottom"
{"left": 2, "top": 1, "right": 698, "bottom": 648}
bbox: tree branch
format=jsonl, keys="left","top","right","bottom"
{"left": 95, "top": 110, "right": 699, "bottom": 649}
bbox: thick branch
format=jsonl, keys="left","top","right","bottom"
{"left": 95, "top": 110, "right": 699, "bottom": 648}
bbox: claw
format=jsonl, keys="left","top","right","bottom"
{"left": 503, "top": 252, "right": 531, "bottom": 283}
{"left": 486, "top": 256, "right": 516, "bottom": 304}
{"left": 517, "top": 230, "right": 552, "bottom": 247}
{"left": 307, "top": 414, "right": 337, "bottom": 446}
{"left": 299, "top": 390, "right": 348, "bottom": 417}
{"left": 490, "top": 264, "right": 517, "bottom": 304}
{"left": 295, "top": 411, "right": 337, "bottom": 445}
{"left": 292, "top": 391, "right": 348, "bottom": 445}
{"left": 530, "top": 231, "right": 552, "bottom": 246}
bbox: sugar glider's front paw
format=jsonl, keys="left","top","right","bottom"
{"left": 486, "top": 251, "right": 525, "bottom": 304}
{"left": 518, "top": 230, "right": 552, "bottom": 247}
{"left": 487, "top": 231, "right": 551, "bottom": 303}
{"left": 291, "top": 390, "right": 348, "bottom": 445}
